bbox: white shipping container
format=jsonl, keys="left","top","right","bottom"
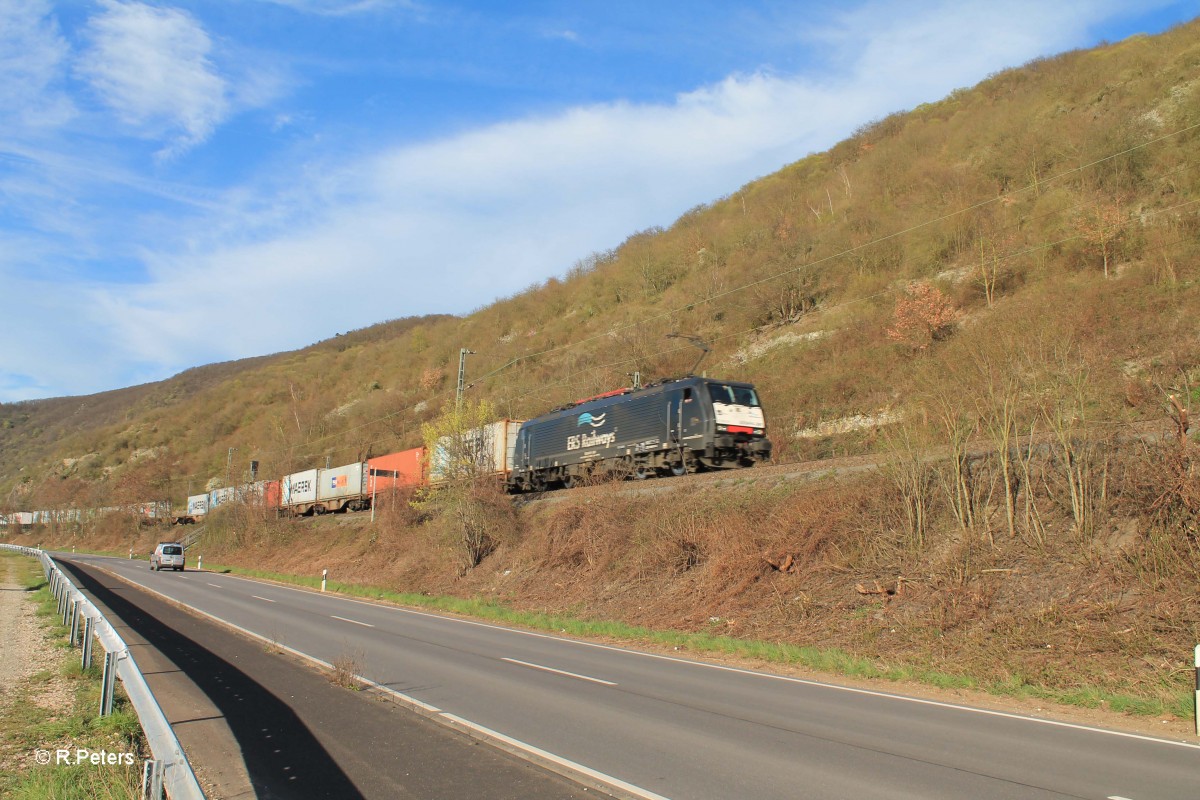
{"left": 282, "top": 469, "right": 319, "bottom": 506}
{"left": 430, "top": 420, "right": 522, "bottom": 482}
{"left": 187, "top": 494, "right": 209, "bottom": 516}
{"left": 208, "top": 486, "right": 241, "bottom": 509}
{"left": 317, "top": 462, "right": 368, "bottom": 502}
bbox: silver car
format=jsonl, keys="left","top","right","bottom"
{"left": 150, "top": 542, "right": 185, "bottom": 571}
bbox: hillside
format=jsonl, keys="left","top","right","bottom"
{"left": 3, "top": 20, "right": 1200, "bottom": 726}
{"left": 4, "top": 22, "right": 1200, "bottom": 508}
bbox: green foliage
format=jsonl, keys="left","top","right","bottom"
{"left": 416, "top": 399, "right": 520, "bottom": 569}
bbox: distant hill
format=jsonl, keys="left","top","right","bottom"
{"left": 3, "top": 20, "right": 1198, "bottom": 510}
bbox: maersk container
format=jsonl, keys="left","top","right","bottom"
{"left": 186, "top": 494, "right": 209, "bottom": 516}
{"left": 317, "top": 462, "right": 368, "bottom": 502}
{"left": 282, "top": 469, "right": 318, "bottom": 507}
{"left": 429, "top": 420, "right": 522, "bottom": 483}
{"left": 367, "top": 448, "right": 425, "bottom": 493}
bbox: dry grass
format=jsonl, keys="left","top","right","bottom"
{"left": 329, "top": 649, "right": 365, "bottom": 691}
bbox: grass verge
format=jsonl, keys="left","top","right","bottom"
{"left": 0, "top": 552, "right": 146, "bottom": 800}
{"left": 200, "top": 560, "right": 1191, "bottom": 722}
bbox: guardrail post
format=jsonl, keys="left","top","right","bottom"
{"left": 69, "top": 600, "right": 81, "bottom": 645}
{"left": 62, "top": 592, "right": 74, "bottom": 626}
{"left": 100, "top": 650, "right": 119, "bottom": 716}
{"left": 82, "top": 617, "right": 95, "bottom": 670}
{"left": 142, "top": 759, "right": 164, "bottom": 800}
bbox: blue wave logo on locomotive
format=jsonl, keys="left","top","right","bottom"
{"left": 577, "top": 412, "right": 607, "bottom": 427}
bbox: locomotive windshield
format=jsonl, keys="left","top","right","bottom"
{"left": 708, "top": 383, "right": 760, "bottom": 407}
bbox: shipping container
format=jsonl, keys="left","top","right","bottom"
{"left": 317, "top": 462, "right": 368, "bottom": 503}
{"left": 282, "top": 469, "right": 318, "bottom": 508}
{"left": 367, "top": 448, "right": 425, "bottom": 494}
{"left": 208, "top": 485, "right": 242, "bottom": 509}
{"left": 430, "top": 420, "right": 522, "bottom": 484}
{"left": 262, "top": 480, "right": 282, "bottom": 509}
{"left": 186, "top": 494, "right": 209, "bottom": 516}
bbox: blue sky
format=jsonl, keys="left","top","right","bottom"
{"left": 1, "top": 1, "right": 1196, "bottom": 402}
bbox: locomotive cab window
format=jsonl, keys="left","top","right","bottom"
{"left": 709, "top": 384, "right": 760, "bottom": 407}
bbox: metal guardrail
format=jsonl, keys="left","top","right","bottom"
{"left": 2, "top": 544, "right": 205, "bottom": 800}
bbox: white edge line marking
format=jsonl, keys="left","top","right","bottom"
{"left": 104, "top": 556, "right": 1200, "bottom": 751}
{"left": 206, "top": 582, "right": 222, "bottom": 588}
{"left": 1108, "top": 796, "right": 1135, "bottom": 799}
{"left": 86, "top": 563, "right": 668, "bottom": 800}
{"left": 503, "top": 657, "right": 616, "bottom": 686}
{"left": 440, "top": 713, "right": 670, "bottom": 800}
{"left": 251, "top": 595, "right": 275, "bottom": 603}
{"left": 330, "top": 615, "right": 374, "bottom": 628}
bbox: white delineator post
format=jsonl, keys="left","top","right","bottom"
{"left": 322, "top": 569, "right": 327, "bottom": 593}
{"left": 1194, "top": 644, "right": 1199, "bottom": 736}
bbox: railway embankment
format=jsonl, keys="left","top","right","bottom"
{"left": 8, "top": 431, "right": 1199, "bottom": 739}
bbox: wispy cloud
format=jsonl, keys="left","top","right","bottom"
{"left": 0, "top": 0, "right": 75, "bottom": 129}
{"left": 543, "top": 28, "right": 580, "bottom": 43}
{"left": 256, "top": 0, "right": 421, "bottom": 16}
{"left": 75, "top": 0, "right": 228, "bottom": 157}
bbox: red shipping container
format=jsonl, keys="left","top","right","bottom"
{"left": 263, "top": 480, "right": 282, "bottom": 509}
{"left": 367, "top": 448, "right": 425, "bottom": 494}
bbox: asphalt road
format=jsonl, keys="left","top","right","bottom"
{"left": 56, "top": 557, "right": 594, "bottom": 800}
{"left": 61, "top": 553, "right": 1200, "bottom": 800}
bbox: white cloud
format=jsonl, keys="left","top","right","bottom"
{"left": 256, "top": 0, "right": 420, "bottom": 16}
{"left": 544, "top": 29, "right": 580, "bottom": 43}
{"left": 0, "top": 0, "right": 75, "bottom": 129}
{"left": 76, "top": 0, "right": 228, "bottom": 156}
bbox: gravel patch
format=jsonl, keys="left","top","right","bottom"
{"left": 0, "top": 556, "right": 54, "bottom": 689}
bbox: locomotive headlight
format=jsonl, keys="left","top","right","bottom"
{"left": 754, "top": 429, "right": 763, "bottom": 434}
{"left": 717, "top": 425, "right": 727, "bottom": 432}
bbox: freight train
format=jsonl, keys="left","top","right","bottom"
{"left": 2, "top": 376, "right": 770, "bottom": 526}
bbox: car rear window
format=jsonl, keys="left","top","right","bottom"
{"left": 162, "top": 546, "right": 183, "bottom": 555}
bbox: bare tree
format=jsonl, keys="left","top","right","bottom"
{"left": 419, "top": 399, "right": 519, "bottom": 570}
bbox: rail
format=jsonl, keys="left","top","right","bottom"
{"left": 1, "top": 544, "right": 205, "bottom": 800}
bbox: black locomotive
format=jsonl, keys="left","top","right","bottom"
{"left": 506, "top": 376, "right": 771, "bottom": 492}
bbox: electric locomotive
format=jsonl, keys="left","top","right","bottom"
{"left": 506, "top": 376, "right": 770, "bottom": 492}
